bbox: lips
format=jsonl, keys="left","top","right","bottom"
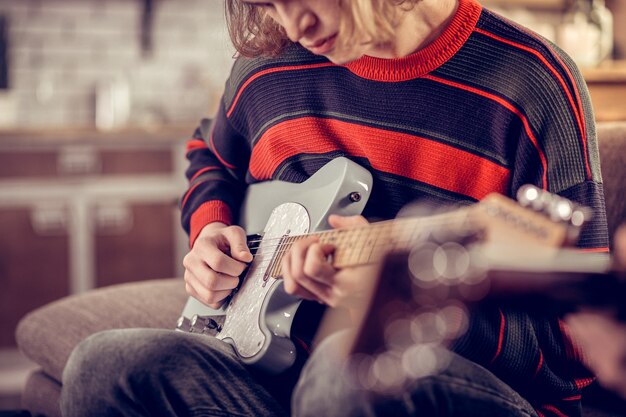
{"left": 304, "top": 33, "right": 338, "bottom": 55}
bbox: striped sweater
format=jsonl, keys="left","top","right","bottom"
{"left": 181, "top": 0, "right": 609, "bottom": 415}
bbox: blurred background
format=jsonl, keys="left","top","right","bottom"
{"left": 0, "top": 0, "right": 624, "bottom": 411}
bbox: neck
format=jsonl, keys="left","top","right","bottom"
{"left": 369, "top": 0, "right": 459, "bottom": 59}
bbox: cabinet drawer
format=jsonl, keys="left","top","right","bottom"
{"left": 99, "top": 149, "right": 173, "bottom": 175}
{"left": 0, "top": 207, "right": 70, "bottom": 347}
{"left": 0, "top": 150, "right": 59, "bottom": 178}
{"left": 0, "top": 147, "right": 174, "bottom": 179}
{"left": 95, "top": 201, "right": 179, "bottom": 287}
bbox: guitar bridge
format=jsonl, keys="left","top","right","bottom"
{"left": 262, "top": 232, "right": 291, "bottom": 286}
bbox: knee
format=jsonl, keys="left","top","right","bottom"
{"left": 63, "top": 330, "right": 123, "bottom": 391}
{"left": 63, "top": 329, "right": 216, "bottom": 389}
{"left": 61, "top": 329, "right": 137, "bottom": 416}
{"left": 62, "top": 329, "right": 203, "bottom": 415}
{"left": 293, "top": 331, "right": 370, "bottom": 417}
{"left": 63, "top": 329, "right": 166, "bottom": 398}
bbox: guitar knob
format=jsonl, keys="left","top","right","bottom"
{"left": 190, "top": 314, "right": 223, "bottom": 335}
{"left": 176, "top": 315, "right": 191, "bottom": 332}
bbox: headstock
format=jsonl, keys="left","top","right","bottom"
{"left": 466, "top": 185, "right": 592, "bottom": 263}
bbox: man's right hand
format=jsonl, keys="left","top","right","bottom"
{"left": 183, "top": 222, "right": 253, "bottom": 308}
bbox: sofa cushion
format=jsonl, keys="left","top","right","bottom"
{"left": 15, "top": 278, "right": 187, "bottom": 382}
{"left": 21, "top": 370, "right": 63, "bottom": 417}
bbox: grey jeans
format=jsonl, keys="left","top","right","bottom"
{"left": 61, "top": 329, "right": 538, "bottom": 417}
{"left": 294, "top": 331, "right": 539, "bottom": 417}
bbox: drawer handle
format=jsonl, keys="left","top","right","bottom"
{"left": 31, "top": 204, "right": 68, "bottom": 236}
{"left": 57, "top": 146, "right": 101, "bottom": 175}
{"left": 95, "top": 203, "right": 133, "bottom": 235}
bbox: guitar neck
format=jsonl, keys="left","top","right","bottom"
{"left": 264, "top": 210, "right": 471, "bottom": 278}
{"left": 261, "top": 188, "right": 584, "bottom": 279}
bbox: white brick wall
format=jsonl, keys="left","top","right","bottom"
{"left": 0, "top": 0, "right": 235, "bottom": 128}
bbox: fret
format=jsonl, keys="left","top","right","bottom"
{"left": 270, "top": 234, "right": 297, "bottom": 278}
{"left": 369, "top": 222, "right": 393, "bottom": 264}
{"left": 319, "top": 229, "right": 339, "bottom": 246}
{"left": 333, "top": 229, "right": 349, "bottom": 266}
{"left": 395, "top": 218, "right": 421, "bottom": 252}
{"left": 363, "top": 224, "right": 381, "bottom": 264}
{"left": 346, "top": 227, "right": 365, "bottom": 266}
{"left": 267, "top": 235, "right": 285, "bottom": 278}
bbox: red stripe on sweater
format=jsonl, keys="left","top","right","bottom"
{"left": 181, "top": 176, "right": 227, "bottom": 211}
{"left": 210, "top": 132, "right": 237, "bottom": 170}
{"left": 578, "top": 247, "right": 610, "bottom": 253}
{"left": 226, "top": 62, "right": 336, "bottom": 118}
{"left": 189, "top": 200, "right": 233, "bottom": 248}
{"left": 423, "top": 74, "right": 548, "bottom": 190}
{"left": 533, "top": 350, "right": 544, "bottom": 378}
{"left": 541, "top": 404, "right": 568, "bottom": 417}
{"left": 344, "top": 0, "right": 482, "bottom": 81}
{"left": 186, "top": 139, "right": 208, "bottom": 154}
{"left": 574, "top": 377, "right": 595, "bottom": 390}
{"left": 558, "top": 319, "right": 578, "bottom": 361}
{"left": 249, "top": 117, "right": 510, "bottom": 201}
{"left": 490, "top": 308, "right": 506, "bottom": 364}
{"left": 562, "top": 395, "right": 582, "bottom": 401}
{"left": 190, "top": 166, "right": 220, "bottom": 183}
{"left": 474, "top": 28, "right": 591, "bottom": 181}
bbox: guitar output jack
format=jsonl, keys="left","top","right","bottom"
{"left": 349, "top": 192, "right": 362, "bottom": 202}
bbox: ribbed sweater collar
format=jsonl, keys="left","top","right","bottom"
{"left": 343, "top": 0, "right": 482, "bottom": 81}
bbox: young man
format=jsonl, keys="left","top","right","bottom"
{"left": 61, "top": 1, "right": 609, "bottom": 416}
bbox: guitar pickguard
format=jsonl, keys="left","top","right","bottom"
{"left": 177, "top": 157, "right": 374, "bottom": 373}
{"left": 217, "top": 203, "right": 310, "bottom": 359}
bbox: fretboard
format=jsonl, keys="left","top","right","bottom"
{"left": 264, "top": 209, "right": 471, "bottom": 278}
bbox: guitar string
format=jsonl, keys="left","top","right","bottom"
{"left": 244, "top": 225, "right": 471, "bottom": 267}
{"left": 242, "top": 212, "right": 470, "bottom": 247}
{"left": 242, "top": 218, "right": 473, "bottom": 272}
{"left": 244, "top": 237, "right": 451, "bottom": 276}
{"left": 244, "top": 216, "right": 470, "bottom": 252}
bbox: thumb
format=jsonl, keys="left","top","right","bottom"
{"left": 224, "top": 227, "right": 253, "bottom": 263}
{"left": 328, "top": 214, "right": 369, "bottom": 230}
{"left": 233, "top": 244, "right": 253, "bottom": 263}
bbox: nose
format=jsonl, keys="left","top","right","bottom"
{"left": 277, "top": 5, "right": 316, "bottom": 43}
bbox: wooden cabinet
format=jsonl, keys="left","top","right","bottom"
{"left": 583, "top": 61, "right": 626, "bottom": 122}
{"left": 0, "top": 127, "right": 191, "bottom": 347}
{"left": 0, "top": 207, "right": 70, "bottom": 346}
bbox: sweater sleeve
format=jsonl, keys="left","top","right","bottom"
{"left": 180, "top": 99, "right": 251, "bottom": 248}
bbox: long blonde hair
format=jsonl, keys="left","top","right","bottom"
{"left": 224, "top": 0, "right": 421, "bottom": 57}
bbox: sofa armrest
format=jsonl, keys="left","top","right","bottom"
{"left": 15, "top": 278, "right": 188, "bottom": 382}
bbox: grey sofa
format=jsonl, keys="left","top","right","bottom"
{"left": 15, "top": 122, "right": 626, "bottom": 417}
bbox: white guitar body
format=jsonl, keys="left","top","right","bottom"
{"left": 177, "top": 157, "right": 373, "bottom": 373}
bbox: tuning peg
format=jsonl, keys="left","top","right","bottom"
{"left": 517, "top": 184, "right": 592, "bottom": 226}
{"left": 516, "top": 184, "right": 544, "bottom": 210}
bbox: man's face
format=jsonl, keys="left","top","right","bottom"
{"left": 242, "top": 0, "right": 369, "bottom": 64}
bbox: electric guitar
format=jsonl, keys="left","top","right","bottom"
{"left": 176, "top": 157, "right": 592, "bottom": 374}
